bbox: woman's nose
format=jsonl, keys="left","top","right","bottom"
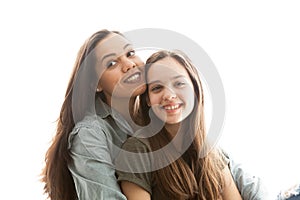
{"left": 163, "top": 88, "right": 177, "bottom": 101}
{"left": 121, "top": 57, "right": 136, "bottom": 72}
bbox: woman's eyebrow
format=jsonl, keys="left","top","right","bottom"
{"left": 123, "top": 43, "right": 132, "bottom": 50}
{"left": 172, "top": 75, "right": 185, "bottom": 80}
{"left": 101, "top": 53, "right": 116, "bottom": 63}
{"left": 100, "top": 43, "right": 132, "bottom": 63}
{"left": 148, "top": 80, "right": 160, "bottom": 85}
{"left": 148, "top": 75, "right": 185, "bottom": 84}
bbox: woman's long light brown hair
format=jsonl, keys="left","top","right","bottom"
{"left": 41, "top": 29, "right": 124, "bottom": 200}
{"left": 140, "top": 50, "right": 226, "bottom": 200}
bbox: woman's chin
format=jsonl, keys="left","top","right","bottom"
{"left": 132, "top": 85, "right": 147, "bottom": 97}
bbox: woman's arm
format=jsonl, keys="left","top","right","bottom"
{"left": 68, "top": 125, "right": 127, "bottom": 199}
{"left": 121, "top": 181, "right": 151, "bottom": 200}
{"left": 222, "top": 165, "right": 243, "bottom": 200}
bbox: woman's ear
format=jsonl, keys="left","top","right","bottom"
{"left": 96, "top": 82, "right": 103, "bottom": 92}
{"left": 96, "top": 87, "right": 102, "bottom": 92}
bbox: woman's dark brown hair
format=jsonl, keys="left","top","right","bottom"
{"left": 141, "top": 50, "right": 226, "bottom": 199}
{"left": 41, "top": 29, "right": 123, "bottom": 200}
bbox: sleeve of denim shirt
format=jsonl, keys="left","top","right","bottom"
{"left": 68, "top": 123, "right": 127, "bottom": 200}
{"left": 228, "top": 155, "right": 270, "bottom": 200}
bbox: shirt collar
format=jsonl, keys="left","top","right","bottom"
{"left": 95, "top": 95, "right": 133, "bottom": 135}
{"left": 95, "top": 95, "right": 111, "bottom": 119}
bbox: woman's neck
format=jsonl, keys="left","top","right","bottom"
{"left": 164, "top": 123, "right": 180, "bottom": 138}
{"left": 108, "top": 96, "right": 139, "bottom": 131}
{"left": 165, "top": 122, "right": 188, "bottom": 152}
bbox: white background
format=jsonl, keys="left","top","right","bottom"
{"left": 0, "top": 0, "right": 299, "bottom": 199}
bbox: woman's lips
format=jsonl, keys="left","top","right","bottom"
{"left": 124, "top": 72, "right": 141, "bottom": 84}
{"left": 161, "top": 103, "right": 183, "bottom": 113}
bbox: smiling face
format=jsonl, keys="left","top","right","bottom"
{"left": 147, "top": 57, "right": 195, "bottom": 125}
{"left": 95, "top": 33, "right": 146, "bottom": 104}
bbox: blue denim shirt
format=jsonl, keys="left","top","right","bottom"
{"left": 68, "top": 97, "right": 132, "bottom": 200}
{"left": 226, "top": 153, "right": 270, "bottom": 200}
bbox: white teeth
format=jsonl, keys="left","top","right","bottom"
{"left": 164, "top": 104, "right": 180, "bottom": 110}
{"left": 125, "top": 73, "right": 140, "bottom": 83}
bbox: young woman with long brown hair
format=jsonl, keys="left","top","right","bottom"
{"left": 42, "top": 29, "right": 267, "bottom": 200}
{"left": 41, "top": 29, "right": 146, "bottom": 200}
{"left": 116, "top": 50, "right": 243, "bottom": 200}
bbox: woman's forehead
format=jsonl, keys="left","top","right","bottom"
{"left": 147, "top": 59, "right": 188, "bottom": 82}
{"left": 95, "top": 33, "right": 132, "bottom": 60}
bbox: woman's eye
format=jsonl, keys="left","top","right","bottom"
{"left": 150, "top": 85, "right": 162, "bottom": 92}
{"left": 107, "top": 61, "right": 117, "bottom": 68}
{"left": 127, "top": 50, "right": 135, "bottom": 57}
{"left": 174, "top": 81, "right": 186, "bottom": 88}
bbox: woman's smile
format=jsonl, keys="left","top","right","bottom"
{"left": 123, "top": 71, "right": 142, "bottom": 84}
{"left": 161, "top": 103, "right": 183, "bottom": 113}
